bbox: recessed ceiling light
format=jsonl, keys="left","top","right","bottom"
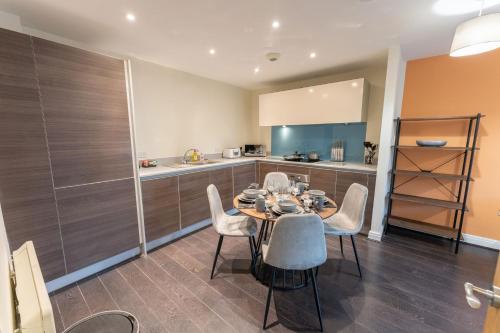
{"left": 433, "top": 0, "right": 500, "bottom": 16}
{"left": 282, "top": 125, "right": 287, "bottom": 128}
{"left": 272, "top": 20, "right": 280, "bottom": 29}
{"left": 309, "top": 52, "right": 317, "bottom": 59}
{"left": 308, "top": 88, "right": 314, "bottom": 93}
{"left": 209, "top": 48, "right": 216, "bottom": 55}
{"left": 126, "top": 13, "right": 136, "bottom": 22}
{"left": 351, "top": 82, "right": 359, "bottom": 87}
{"left": 254, "top": 67, "right": 260, "bottom": 73}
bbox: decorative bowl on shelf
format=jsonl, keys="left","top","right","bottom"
{"left": 416, "top": 140, "right": 447, "bottom": 147}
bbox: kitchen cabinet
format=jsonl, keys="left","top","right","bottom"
{"left": 209, "top": 168, "right": 233, "bottom": 211}
{"left": 233, "top": 163, "right": 257, "bottom": 196}
{"left": 258, "top": 162, "right": 278, "bottom": 186}
{"left": 277, "top": 164, "right": 310, "bottom": 177}
{"left": 56, "top": 179, "right": 138, "bottom": 273}
{"left": 0, "top": 28, "right": 65, "bottom": 280}
{"left": 32, "top": 38, "right": 134, "bottom": 188}
{"left": 309, "top": 168, "right": 336, "bottom": 200}
{"left": 259, "top": 78, "right": 368, "bottom": 126}
{"left": 179, "top": 171, "right": 211, "bottom": 228}
{"left": 0, "top": 27, "right": 139, "bottom": 281}
{"left": 335, "top": 171, "right": 369, "bottom": 205}
{"left": 142, "top": 177, "right": 180, "bottom": 242}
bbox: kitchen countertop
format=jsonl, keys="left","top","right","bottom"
{"left": 140, "top": 156, "right": 376, "bottom": 180}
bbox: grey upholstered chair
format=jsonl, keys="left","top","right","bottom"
{"left": 262, "top": 172, "right": 289, "bottom": 192}
{"left": 262, "top": 214, "right": 327, "bottom": 331}
{"left": 324, "top": 183, "right": 368, "bottom": 278}
{"left": 207, "top": 184, "right": 257, "bottom": 279}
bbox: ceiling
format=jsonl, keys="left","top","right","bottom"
{"left": 1, "top": 0, "right": 499, "bottom": 89}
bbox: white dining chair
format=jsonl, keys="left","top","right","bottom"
{"left": 323, "top": 183, "right": 368, "bottom": 278}
{"left": 207, "top": 184, "right": 258, "bottom": 279}
{"left": 262, "top": 172, "right": 289, "bottom": 192}
{"left": 261, "top": 214, "right": 327, "bottom": 331}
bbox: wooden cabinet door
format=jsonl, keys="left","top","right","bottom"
{"left": 142, "top": 177, "right": 180, "bottom": 242}
{"left": 209, "top": 168, "right": 233, "bottom": 211}
{"left": 56, "top": 179, "right": 139, "bottom": 273}
{"left": 309, "top": 168, "right": 336, "bottom": 200}
{"left": 335, "top": 171, "right": 369, "bottom": 206}
{"left": 0, "top": 28, "right": 65, "bottom": 280}
{"left": 32, "top": 38, "right": 134, "bottom": 188}
{"left": 277, "top": 164, "right": 310, "bottom": 176}
{"left": 179, "top": 171, "right": 210, "bottom": 228}
{"left": 233, "top": 163, "right": 256, "bottom": 196}
{"left": 258, "top": 162, "right": 278, "bottom": 186}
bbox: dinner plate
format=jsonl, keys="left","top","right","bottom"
{"left": 238, "top": 194, "right": 256, "bottom": 203}
{"left": 271, "top": 204, "right": 304, "bottom": 215}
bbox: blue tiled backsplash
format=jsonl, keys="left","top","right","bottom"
{"left": 271, "top": 123, "right": 367, "bottom": 162}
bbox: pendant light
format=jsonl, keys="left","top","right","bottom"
{"left": 450, "top": 0, "right": 500, "bottom": 57}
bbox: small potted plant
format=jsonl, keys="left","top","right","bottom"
{"left": 364, "top": 141, "right": 377, "bottom": 165}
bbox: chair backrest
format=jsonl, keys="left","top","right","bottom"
{"left": 338, "top": 183, "right": 369, "bottom": 233}
{"left": 262, "top": 172, "right": 289, "bottom": 191}
{"left": 207, "top": 184, "right": 226, "bottom": 233}
{"left": 264, "top": 214, "right": 327, "bottom": 270}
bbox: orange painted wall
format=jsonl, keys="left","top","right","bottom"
{"left": 397, "top": 49, "right": 500, "bottom": 240}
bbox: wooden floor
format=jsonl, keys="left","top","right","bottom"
{"left": 50, "top": 225, "right": 498, "bottom": 333}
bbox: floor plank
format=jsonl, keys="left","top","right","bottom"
{"left": 50, "top": 225, "right": 497, "bottom": 333}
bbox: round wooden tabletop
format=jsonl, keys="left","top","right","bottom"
{"left": 233, "top": 194, "right": 337, "bottom": 221}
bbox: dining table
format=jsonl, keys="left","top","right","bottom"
{"left": 233, "top": 191, "right": 337, "bottom": 290}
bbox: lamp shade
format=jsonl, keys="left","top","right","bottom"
{"left": 450, "top": 13, "right": 500, "bottom": 57}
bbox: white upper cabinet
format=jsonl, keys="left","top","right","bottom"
{"left": 259, "top": 78, "right": 368, "bottom": 126}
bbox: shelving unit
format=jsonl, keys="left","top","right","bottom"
{"left": 385, "top": 113, "right": 483, "bottom": 253}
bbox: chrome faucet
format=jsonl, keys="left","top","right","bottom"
{"left": 182, "top": 148, "right": 197, "bottom": 164}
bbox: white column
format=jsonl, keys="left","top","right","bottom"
{"left": 368, "top": 46, "right": 407, "bottom": 241}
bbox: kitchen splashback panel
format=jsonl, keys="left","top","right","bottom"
{"left": 271, "top": 123, "right": 366, "bottom": 162}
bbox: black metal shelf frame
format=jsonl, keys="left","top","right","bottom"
{"left": 385, "top": 113, "right": 482, "bottom": 253}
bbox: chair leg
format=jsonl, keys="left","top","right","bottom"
{"left": 315, "top": 266, "right": 319, "bottom": 277}
{"left": 263, "top": 267, "right": 276, "bottom": 330}
{"left": 248, "top": 237, "right": 255, "bottom": 261}
{"left": 350, "top": 235, "right": 362, "bottom": 279}
{"left": 256, "top": 221, "right": 266, "bottom": 253}
{"left": 263, "top": 220, "right": 270, "bottom": 241}
{"left": 339, "top": 236, "right": 344, "bottom": 255}
{"left": 210, "top": 235, "right": 224, "bottom": 279}
{"left": 309, "top": 268, "right": 323, "bottom": 332}
{"left": 304, "top": 270, "right": 309, "bottom": 286}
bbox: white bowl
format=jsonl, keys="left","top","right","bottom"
{"left": 278, "top": 199, "right": 297, "bottom": 212}
{"left": 416, "top": 140, "right": 447, "bottom": 147}
{"left": 243, "top": 188, "right": 260, "bottom": 199}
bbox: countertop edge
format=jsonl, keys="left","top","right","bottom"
{"left": 140, "top": 157, "right": 376, "bottom": 180}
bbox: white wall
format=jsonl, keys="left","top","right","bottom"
{"left": 131, "top": 58, "right": 253, "bottom": 159}
{"left": 250, "top": 62, "right": 388, "bottom": 150}
{"left": 369, "top": 46, "right": 406, "bottom": 241}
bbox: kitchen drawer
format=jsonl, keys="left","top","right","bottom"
{"left": 277, "top": 164, "right": 310, "bottom": 177}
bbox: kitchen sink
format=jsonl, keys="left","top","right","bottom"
{"left": 167, "top": 160, "right": 220, "bottom": 168}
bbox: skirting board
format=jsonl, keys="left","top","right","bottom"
{"left": 45, "top": 210, "right": 237, "bottom": 293}
{"left": 46, "top": 247, "right": 141, "bottom": 293}
{"left": 368, "top": 230, "right": 382, "bottom": 242}
{"left": 463, "top": 233, "right": 500, "bottom": 250}
{"left": 146, "top": 208, "right": 238, "bottom": 252}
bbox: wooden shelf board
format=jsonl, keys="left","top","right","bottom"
{"left": 396, "top": 114, "right": 484, "bottom": 122}
{"left": 394, "top": 145, "right": 478, "bottom": 151}
{"left": 393, "top": 170, "right": 471, "bottom": 181}
{"left": 390, "top": 193, "right": 467, "bottom": 211}
{"left": 387, "top": 215, "right": 460, "bottom": 239}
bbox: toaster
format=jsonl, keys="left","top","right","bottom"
{"left": 222, "top": 148, "right": 241, "bottom": 159}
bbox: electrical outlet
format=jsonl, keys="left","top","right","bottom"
{"left": 137, "top": 151, "right": 146, "bottom": 159}
{"left": 497, "top": 209, "right": 500, "bottom": 217}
